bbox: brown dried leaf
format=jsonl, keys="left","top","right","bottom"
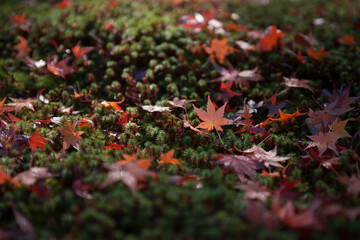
{"left": 283, "top": 77, "right": 313, "bottom": 92}
{"left": 242, "top": 145, "right": 290, "bottom": 168}
{"left": 216, "top": 154, "right": 265, "bottom": 182}
{"left": 59, "top": 118, "right": 84, "bottom": 151}
{"left": 167, "top": 97, "right": 195, "bottom": 109}
{"left": 6, "top": 97, "right": 35, "bottom": 114}
{"left": 14, "top": 167, "right": 58, "bottom": 186}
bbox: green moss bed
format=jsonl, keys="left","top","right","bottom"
{"left": 0, "top": 0, "right": 360, "bottom": 239}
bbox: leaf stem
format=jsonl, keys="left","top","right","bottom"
{"left": 30, "top": 150, "right": 35, "bottom": 168}
{"left": 215, "top": 127, "right": 224, "bottom": 146}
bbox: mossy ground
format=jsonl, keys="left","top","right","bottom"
{"left": 0, "top": 0, "right": 360, "bottom": 239}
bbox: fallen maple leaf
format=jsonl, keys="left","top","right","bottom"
{"left": 160, "top": 150, "right": 181, "bottom": 165}
{"left": 108, "top": 0, "right": 120, "bottom": 7}
{"left": 212, "top": 64, "right": 263, "bottom": 88}
{"left": 244, "top": 200, "right": 280, "bottom": 229}
{"left": 22, "top": 57, "right": 46, "bottom": 71}
{"left": 0, "top": 168, "right": 20, "bottom": 186}
{"left": 28, "top": 129, "right": 47, "bottom": 151}
{"left": 0, "top": 97, "right": 22, "bottom": 124}
{"left": 117, "top": 153, "right": 152, "bottom": 169}
{"left": 283, "top": 77, "right": 313, "bottom": 92}
{"left": 237, "top": 103, "right": 253, "bottom": 132}
{"left": 204, "top": 38, "right": 234, "bottom": 64}
{"left": 305, "top": 118, "right": 350, "bottom": 156}
{"left": 72, "top": 43, "right": 94, "bottom": 57}
{"left": 99, "top": 160, "right": 155, "bottom": 194}
{"left": 264, "top": 90, "right": 287, "bottom": 115}
{"left": 100, "top": 99, "right": 124, "bottom": 111}
{"left": 12, "top": 205, "right": 35, "bottom": 238}
{"left": 6, "top": 97, "right": 35, "bottom": 114}
{"left": 9, "top": 12, "right": 30, "bottom": 30}
{"left": 257, "top": 25, "right": 285, "bottom": 52}
{"left": 306, "top": 131, "right": 338, "bottom": 156}
{"left": 14, "top": 167, "right": 58, "bottom": 186}
{"left": 73, "top": 179, "right": 93, "bottom": 200}
{"left": 294, "top": 32, "right": 317, "bottom": 47}
{"left": 216, "top": 154, "right": 265, "bottom": 182}
{"left": 105, "top": 143, "right": 131, "bottom": 151}
{"left": 235, "top": 181, "right": 272, "bottom": 202}
{"left": 272, "top": 196, "right": 323, "bottom": 230}
{"left": 56, "top": 0, "right": 71, "bottom": 9}
{"left": 217, "top": 81, "right": 242, "bottom": 102}
{"left": 271, "top": 108, "right": 306, "bottom": 125}
{"left": 59, "top": 118, "right": 84, "bottom": 151}
{"left": 242, "top": 145, "right": 290, "bottom": 168}
{"left": 177, "top": 9, "right": 213, "bottom": 31}
{"left": 47, "top": 56, "right": 76, "bottom": 78}
{"left": 192, "top": 96, "right": 229, "bottom": 132}
{"left": 72, "top": 43, "right": 94, "bottom": 65}
{"left": 323, "top": 83, "right": 358, "bottom": 114}
{"left": 235, "top": 40, "right": 255, "bottom": 51}
{"left": 138, "top": 104, "right": 172, "bottom": 113}
{"left": 338, "top": 35, "right": 356, "bottom": 46}
{"left": 13, "top": 36, "right": 31, "bottom": 60}
{"left": 167, "top": 98, "right": 195, "bottom": 110}
{"left": 329, "top": 118, "right": 351, "bottom": 139}
{"left": 306, "top": 47, "right": 328, "bottom": 62}
{"left": 306, "top": 108, "right": 336, "bottom": 133}
{"left": 297, "top": 48, "right": 307, "bottom": 64}
{"left": 338, "top": 175, "right": 360, "bottom": 198}
{"left": 9, "top": 12, "right": 27, "bottom": 25}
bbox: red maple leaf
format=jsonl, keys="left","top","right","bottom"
{"left": 56, "top": 0, "right": 71, "bottom": 9}
{"left": 257, "top": 25, "right": 285, "bottom": 52}
{"left": 47, "top": 56, "right": 76, "bottom": 78}
{"left": 306, "top": 47, "right": 328, "bottom": 62}
{"left": 28, "top": 130, "right": 47, "bottom": 151}
{"left": 216, "top": 154, "right": 265, "bottom": 182}
{"left": 216, "top": 81, "right": 242, "bottom": 102}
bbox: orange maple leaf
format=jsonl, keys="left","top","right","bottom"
{"left": 338, "top": 35, "right": 356, "bottom": 46}
{"left": 13, "top": 36, "right": 31, "bottom": 60}
{"left": 271, "top": 108, "right": 306, "bottom": 125}
{"left": 257, "top": 25, "right": 285, "bottom": 52}
{"left": 159, "top": 150, "right": 181, "bottom": 165}
{"left": 101, "top": 99, "right": 125, "bottom": 111}
{"left": 72, "top": 43, "right": 94, "bottom": 58}
{"left": 59, "top": 118, "right": 84, "bottom": 151}
{"left": 192, "top": 96, "right": 229, "bottom": 132}
{"left": 0, "top": 97, "right": 22, "bottom": 123}
{"left": 28, "top": 129, "right": 47, "bottom": 151}
{"left": 204, "top": 39, "right": 234, "bottom": 64}
{"left": 306, "top": 47, "right": 328, "bottom": 62}
{"left": 0, "top": 168, "right": 20, "bottom": 186}
{"left": 9, "top": 12, "right": 27, "bottom": 25}
{"left": 116, "top": 153, "right": 153, "bottom": 169}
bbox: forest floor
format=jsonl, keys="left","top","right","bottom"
{"left": 0, "top": 0, "right": 360, "bottom": 239}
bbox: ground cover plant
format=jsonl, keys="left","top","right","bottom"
{"left": 0, "top": 0, "right": 360, "bottom": 239}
